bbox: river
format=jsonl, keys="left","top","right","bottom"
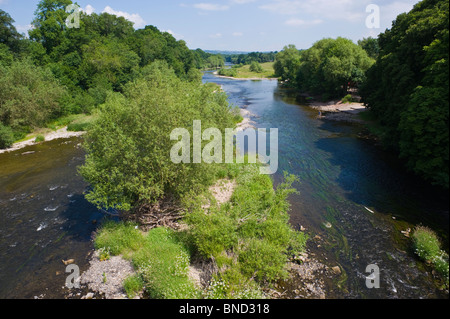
{"left": 0, "top": 72, "right": 448, "bottom": 299}
{"left": 203, "top": 71, "right": 449, "bottom": 299}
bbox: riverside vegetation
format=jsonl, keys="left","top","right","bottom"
{"left": 0, "top": 1, "right": 223, "bottom": 150}
{"left": 79, "top": 60, "right": 307, "bottom": 299}
{"left": 272, "top": 0, "right": 448, "bottom": 190}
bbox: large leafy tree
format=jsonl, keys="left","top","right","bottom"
{"left": 273, "top": 45, "right": 302, "bottom": 85}
{"left": 0, "top": 9, "right": 23, "bottom": 53}
{"left": 0, "top": 58, "right": 67, "bottom": 129}
{"left": 297, "top": 38, "right": 374, "bottom": 97}
{"left": 79, "top": 63, "right": 236, "bottom": 210}
{"left": 29, "top": 0, "right": 73, "bottom": 54}
{"left": 361, "top": 0, "right": 449, "bottom": 188}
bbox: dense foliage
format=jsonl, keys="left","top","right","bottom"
{"left": 79, "top": 62, "right": 237, "bottom": 211}
{"left": 360, "top": 0, "right": 449, "bottom": 188}
{"left": 223, "top": 51, "right": 277, "bottom": 65}
{"left": 274, "top": 39, "right": 374, "bottom": 98}
{"left": 0, "top": 1, "right": 214, "bottom": 149}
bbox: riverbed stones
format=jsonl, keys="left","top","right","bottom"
{"left": 331, "top": 266, "right": 341, "bottom": 275}
{"left": 80, "top": 251, "right": 136, "bottom": 299}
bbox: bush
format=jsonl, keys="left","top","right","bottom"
{"left": 249, "top": 61, "right": 263, "bottom": 73}
{"left": 341, "top": 94, "right": 354, "bottom": 104}
{"left": 35, "top": 134, "right": 45, "bottom": 143}
{"left": 412, "top": 226, "right": 449, "bottom": 285}
{"left": 80, "top": 63, "right": 236, "bottom": 211}
{"left": 0, "top": 59, "right": 67, "bottom": 129}
{"left": 123, "top": 275, "right": 144, "bottom": 299}
{"left": 132, "top": 227, "right": 200, "bottom": 299}
{"left": 218, "top": 68, "right": 238, "bottom": 77}
{"left": 186, "top": 163, "right": 308, "bottom": 292}
{"left": 0, "top": 123, "right": 15, "bottom": 149}
{"left": 238, "top": 238, "right": 288, "bottom": 282}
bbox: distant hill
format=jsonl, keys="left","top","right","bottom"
{"left": 204, "top": 50, "right": 250, "bottom": 55}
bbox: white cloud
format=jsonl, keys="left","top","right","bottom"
{"left": 209, "top": 33, "right": 223, "bottom": 38}
{"left": 193, "top": 3, "right": 230, "bottom": 11}
{"left": 164, "top": 29, "right": 185, "bottom": 40}
{"left": 231, "top": 0, "right": 257, "bottom": 4}
{"left": 102, "top": 6, "right": 146, "bottom": 28}
{"left": 285, "top": 18, "right": 323, "bottom": 27}
{"left": 232, "top": 32, "right": 244, "bottom": 36}
{"left": 83, "top": 4, "right": 95, "bottom": 15}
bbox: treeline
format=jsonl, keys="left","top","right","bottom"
{"left": 192, "top": 49, "right": 225, "bottom": 69}
{"left": 273, "top": 0, "right": 448, "bottom": 188}
{"left": 274, "top": 40, "right": 375, "bottom": 99}
{"left": 0, "top": 0, "right": 212, "bottom": 148}
{"left": 360, "top": 0, "right": 449, "bottom": 188}
{"left": 223, "top": 51, "right": 277, "bottom": 65}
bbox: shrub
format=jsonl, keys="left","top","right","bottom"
{"left": 218, "top": 68, "right": 238, "bottom": 77}
{"left": 341, "top": 94, "right": 354, "bottom": 104}
{"left": 80, "top": 63, "right": 236, "bottom": 211}
{"left": 249, "top": 61, "right": 263, "bottom": 73}
{"left": 35, "top": 134, "right": 45, "bottom": 143}
{"left": 132, "top": 227, "right": 200, "bottom": 299}
{"left": 412, "top": 226, "right": 449, "bottom": 285}
{"left": 0, "top": 59, "right": 67, "bottom": 129}
{"left": 123, "top": 275, "right": 144, "bottom": 299}
{"left": 238, "top": 238, "right": 288, "bottom": 282}
{"left": 0, "top": 123, "right": 15, "bottom": 149}
{"left": 412, "top": 226, "right": 442, "bottom": 261}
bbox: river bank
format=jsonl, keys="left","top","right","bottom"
{"left": 213, "top": 71, "right": 278, "bottom": 81}
{"left": 307, "top": 100, "right": 367, "bottom": 124}
{"left": 0, "top": 127, "right": 86, "bottom": 155}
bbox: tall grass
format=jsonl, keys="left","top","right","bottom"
{"left": 412, "top": 226, "right": 449, "bottom": 286}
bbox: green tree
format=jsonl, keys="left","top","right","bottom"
{"left": 0, "top": 58, "right": 67, "bottom": 130}
{"left": 297, "top": 37, "right": 374, "bottom": 97}
{"left": 29, "top": 0, "right": 73, "bottom": 54}
{"left": 0, "top": 9, "right": 23, "bottom": 53}
{"left": 361, "top": 0, "right": 449, "bottom": 188}
{"left": 358, "top": 37, "right": 380, "bottom": 59}
{"left": 79, "top": 63, "right": 236, "bottom": 211}
{"left": 249, "top": 61, "right": 263, "bottom": 73}
{"left": 273, "top": 45, "right": 302, "bottom": 85}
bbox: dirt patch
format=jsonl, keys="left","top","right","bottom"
{"left": 308, "top": 100, "right": 367, "bottom": 124}
{"left": 79, "top": 251, "right": 137, "bottom": 299}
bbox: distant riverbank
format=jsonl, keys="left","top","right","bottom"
{"left": 308, "top": 100, "right": 367, "bottom": 124}
{"left": 0, "top": 127, "right": 85, "bottom": 155}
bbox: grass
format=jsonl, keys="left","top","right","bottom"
{"left": 186, "top": 164, "right": 308, "bottom": 298}
{"left": 412, "top": 226, "right": 449, "bottom": 286}
{"left": 94, "top": 222, "right": 200, "bottom": 299}
{"left": 93, "top": 161, "right": 308, "bottom": 299}
{"left": 221, "top": 62, "right": 277, "bottom": 79}
{"left": 35, "top": 134, "right": 45, "bottom": 143}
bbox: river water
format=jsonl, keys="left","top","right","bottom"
{"left": 0, "top": 138, "right": 103, "bottom": 299}
{"left": 0, "top": 72, "right": 448, "bottom": 299}
{"left": 203, "top": 71, "right": 449, "bottom": 299}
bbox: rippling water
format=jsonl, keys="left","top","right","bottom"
{"left": 203, "top": 71, "right": 449, "bottom": 299}
{"left": 0, "top": 137, "right": 103, "bottom": 299}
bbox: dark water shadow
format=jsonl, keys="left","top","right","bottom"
{"left": 314, "top": 119, "right": 449, "bottom": 249}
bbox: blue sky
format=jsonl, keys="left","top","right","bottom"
{"left": 0, "top": 0, "right": 419, "bottom": 51}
